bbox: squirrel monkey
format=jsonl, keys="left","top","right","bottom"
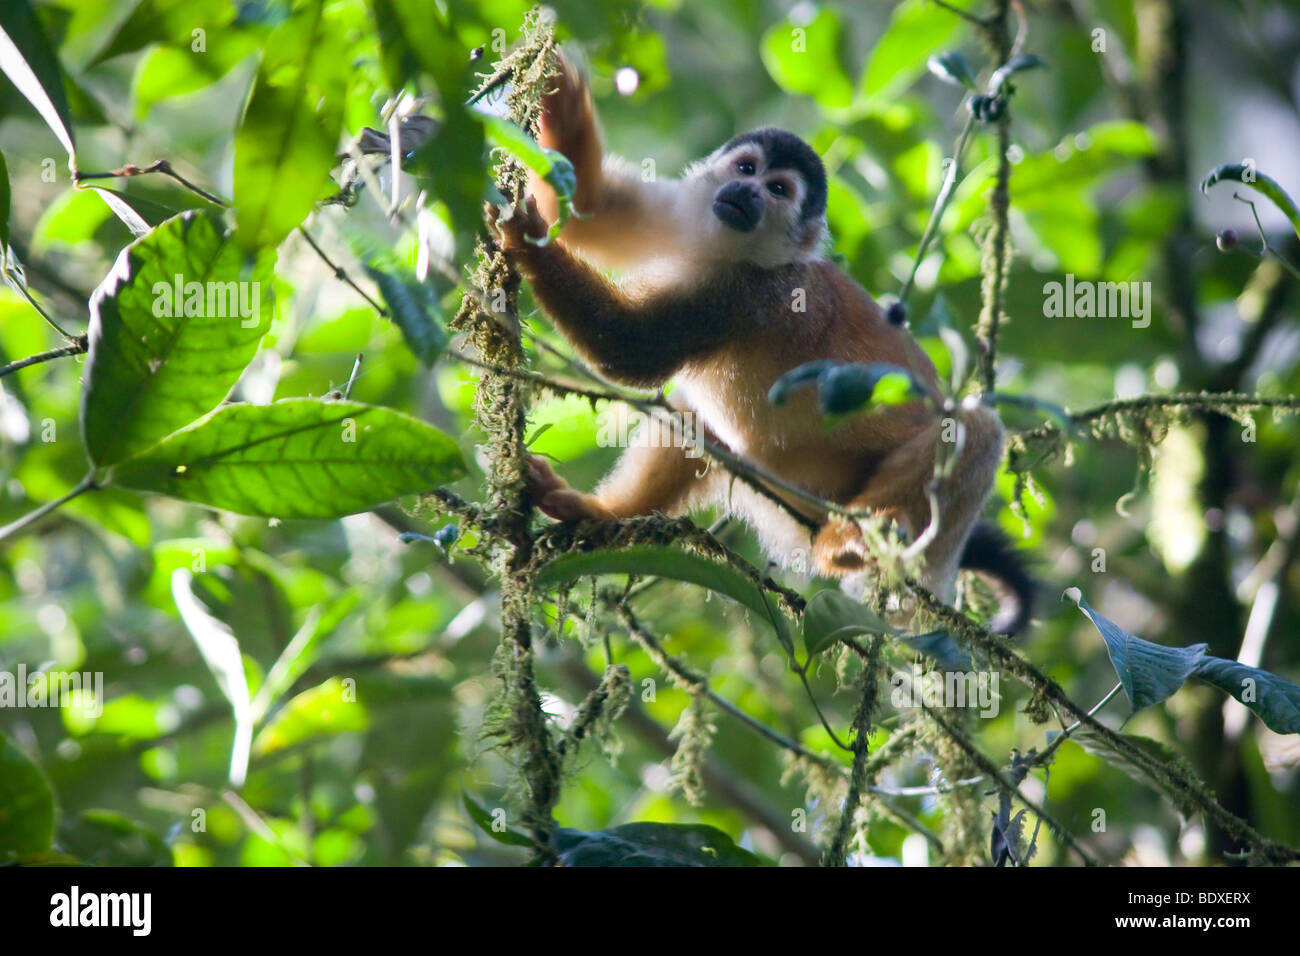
{"left": 491, "top": 56, "right": 1034, "bottom": 634}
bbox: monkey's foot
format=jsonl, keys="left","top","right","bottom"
{"left": 812, "top": 519, "right": 876, "bottom": 577}
{"left": 527, "top": 455, "right": 618, "bottom": 522}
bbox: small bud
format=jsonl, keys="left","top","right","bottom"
{"left": 885, "top": 301, "right": 907, "bottom": 326}
{"left": 1216, "top": 228, "right": 1238, "bottom": 252}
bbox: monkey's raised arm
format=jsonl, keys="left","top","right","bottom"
{"left": 529, "top": 56, "right": 685, "bottom": 269}
{"left": 494, "top": 200, "right": 738, "bottom": 388}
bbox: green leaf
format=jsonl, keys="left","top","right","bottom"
{"left": 535, "top": 545, "right": 795, "bottom": 654}
{"left": 1191, "top": 657, "right": 1300, "bottom": 736}
{"left": 760, "top": 8, "right": 854, "bottom": 110}
{"left": 1064, "top": 587, "right": 1205, "bottom": 713}
{"left": 253, "top": 677, "right": 369, "bottom": 756}
{"left": 817, "top": 362, "right": 926, "bottom": 414}
{"left": 172, "top": 568, "right": 253, "bottom": 786}
{"left": 0, "top": 0, "right": 76, "bottom": 159}
{"left": 927, "top": 51, "right": 977, "bottom": 89}
{"left": 364, "top": 262, "right": 449, "bottom": 366}
{"left": 232, "top": 1, "right": 348, "bottom": 255}
{"left": 802, "top": 588, "right": 894, "bottom": 657}
{"left": 553, "top": 822, "right": 764, "bottom": 867}
{"left": 462, "top": 791, "right": 538, "bottom": 849}
{"left": 483, "top": 115, "right": 576, "bottom": 241}
{"left": 898, "top": 630, "right": 972, "bottom": 672}
{"left": 79, "top": 213, "right": 273, "bottom": 470}
{"left": 1200, "top": 164, "right": 1300, "bottom": 241}
{"left": 80, "top": 210, "right": 274, "bottom": 468}
{"left": 0, "top": 733, "right": 55, "bottom": 861}
{"left": 863, "top": 0, "right": 965, "bottom": 102}
{"left": 112, "top": 398, "right": 466, "bottom": 518}
{"left": 61, "top": 810, "right": 172, "bottom": 866}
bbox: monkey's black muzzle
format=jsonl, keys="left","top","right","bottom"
{"left": 712, "top": 181, "right": 762, "bottom": 232}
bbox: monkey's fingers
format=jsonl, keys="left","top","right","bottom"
{"left": 537, "top": 488, "right": 617, "bottom": 523}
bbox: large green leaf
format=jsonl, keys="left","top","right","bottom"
{"left": 553, "top": 823, "right": 763, "bottom": 867}
{"left": 232, "top": 0, "right": 348, "bottom": 255}
{"left": 0, "top": 0, "right": 75, "bottom": 159}
{"left": 760, "top": 8, "right": 854, "bottom": 110}
{"left": 0, "top": 733, "right": 55, "bottom": 861}
{"left": 535, "top": 545, "right": 794, "bottom": 653}
{"left": 112, "top": 398, "right": 466, "bottom": 518}
{"left": 81, "top": 210, "right": 275, "bottom": 468}
{"left": 862, "top": 0, "right": 967, "bottom": 102}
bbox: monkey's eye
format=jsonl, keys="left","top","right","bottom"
{"left": 767, "top": 181, "right": 787, "bottom": 197}
{"left": 736, "top": 160, "right": 756, "bottom": 176}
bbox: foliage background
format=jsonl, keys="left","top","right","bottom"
{"left": 2, "top": 0, "right": 1299, "bottom": 866}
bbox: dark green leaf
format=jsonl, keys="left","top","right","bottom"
{"left": 1192, "top": 657, "right": 1300, "bottom": 736}
{"left": 818, "top": 363, "right": 925, "bottom": 414}
{"left": 0, "top": 0, "right": 75, "bottom": 158}
{"left": 462, "top": 791, "right": 538, "bottom": 849}
{"left": 61, "top": 810, "right": 172, "bottom": 866}
{"left": 898, "top": 630, "right": 972, "bottom": 671}
{"left": 802, "top": 588, "right": 894, "bottom": 657}
{"left": 364, "top": 262, "right": 448, "bottom": 366}
{"left": 535, "top": 545, "right": 795, "bottom": 654}
{"left": 112, "top": 398, "right": 466, "bottom": 518}
{"left": 554, "top": 822, "right": 763, "bottom": 866}
{"left": 232, "top": 1, "right": 348, "bottom": 255}
{"left": 1065, "top": 587, "right": 1206, "bottom": 713}
{"left": 80, "top": 209, "right": 275, "bottom": 468}
{"left": 0, "top": 733, "right": 55, "bottom": 860}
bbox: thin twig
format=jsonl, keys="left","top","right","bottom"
{"left": 0, "top": 336, "right": 87, "bottom": 378}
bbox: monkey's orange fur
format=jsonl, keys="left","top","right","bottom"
{"left": 494, "top": 55, "right": 1007, "bottom": 604}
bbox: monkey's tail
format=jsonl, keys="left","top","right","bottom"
{"left": 958, "top": 521, "right": 1037, "bottom": 636}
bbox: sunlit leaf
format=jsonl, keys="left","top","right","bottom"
{"left": 112, "top": 398, "right": 466, "bottom": 518}
{"left": 81, "top": 209, "right": 275, "bottom": 468}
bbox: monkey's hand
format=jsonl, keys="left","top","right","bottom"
{"left": 486, "top": 196, "right": 548, "bottom": 259}
{"left": 535, "top": 52, "right": 601, "bottom": 217}
{"left": 527, "top": 454, "right": 618, "bottom": 522}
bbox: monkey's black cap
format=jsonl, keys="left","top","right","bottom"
{"left": 721, "top": 127, "right": 828, "bottom": 223}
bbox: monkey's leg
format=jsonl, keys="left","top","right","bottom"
{"left": 531, "top": 407, "right": 716, "bottom": 522}
{"left": 813, "top": 402, "right": 1005, "bottom": 597}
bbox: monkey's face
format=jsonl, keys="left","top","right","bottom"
{"left": 693, "top": 134, "right": 827, "bottom": 268}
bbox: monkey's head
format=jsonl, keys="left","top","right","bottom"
{"left": 690, "top": 128, "right": 828, "bottom": 267}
